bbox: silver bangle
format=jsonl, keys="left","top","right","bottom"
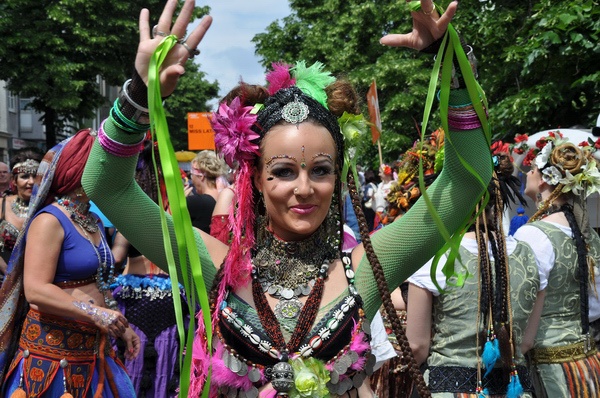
{"left": 118, "top": 79, "right": 150, "bottom": 124}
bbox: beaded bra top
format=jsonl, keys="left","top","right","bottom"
{"left": 212, "top": 254, "right": 376, "bottom": 397}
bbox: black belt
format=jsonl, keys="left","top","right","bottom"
{"left": 428, "top": 365, "right": 534, "bottom": 394}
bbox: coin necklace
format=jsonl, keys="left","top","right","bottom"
{"left": 11, "top": 196, "right": 29, "bottom": 218}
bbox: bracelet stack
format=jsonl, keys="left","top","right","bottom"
{"left": 447, "top": 102, "right": 487, "bottom": 131}
{"left": 110, "top": 78, "right": 150, "bottom": 134}
{"left": 98, "top": 120, "right": 145, "bottom": 157}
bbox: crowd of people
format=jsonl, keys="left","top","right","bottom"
{"left": 0, "top": 0, "right": 598, "bottom": 397}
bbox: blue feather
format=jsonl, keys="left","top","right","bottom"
{"left": 482, "top": 338, "right": 500, "bottom": 376}
{"left": 507, "top": 373, "right": 524, "bottom": 398}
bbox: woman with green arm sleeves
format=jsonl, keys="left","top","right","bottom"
{"left": 82, "top": 0, "right": 491, "bottom": 396}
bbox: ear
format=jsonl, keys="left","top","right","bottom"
{"left": 253, "top": 168, "right": 263, "bottom": 193}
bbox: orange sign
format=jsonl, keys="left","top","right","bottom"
{"left": 188, "top": 112, "right": 215, "bottom": 150}
{"left": 366, "top": 80, "right": 382, "bottom": 143}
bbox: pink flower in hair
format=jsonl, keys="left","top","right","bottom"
{"left": 266, "top": 62, "right": 295, "bottom": 95}
{"left": 212, "top": 97, "right": 260, "bottom": 166}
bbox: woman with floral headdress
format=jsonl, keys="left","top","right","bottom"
{"left": 406, "top": 146, "right": 540, "bottom": 397}
{"left": 513, "top": 131, "right": 600, "bottom": 397}
{"left": 81, "top": 0, "right": 492, "bottom": 397}
{"left": 0, "top": 130, "right": 140, "bottom": 397}
{"left": 0, "top": 149, "right": 42, "bottom": 283}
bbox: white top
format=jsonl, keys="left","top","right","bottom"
{"left": 408, "top": 235, "right": 522, "bottom": 295}
{"left": 513, "top": 221, "right": 600, "bottom": 322}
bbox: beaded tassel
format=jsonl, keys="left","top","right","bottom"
{"left": 60, "top": 358, "right": 74, "bottom": 398}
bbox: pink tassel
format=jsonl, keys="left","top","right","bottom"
{"left": 266, "top": 62, "right": 296, "bottom": 95}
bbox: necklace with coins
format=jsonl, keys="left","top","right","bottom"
{"left": 252, "top": 227, "right": 338, "bottom": 320}
{"left": 11, "top": 197, "right": 30, "bottom": 218}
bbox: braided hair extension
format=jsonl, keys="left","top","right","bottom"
{"left": 346, "top": 171, "right": 431, "bottom": 398}
{"left": 561, "top": 203, "right": 591, "bottom": 335}
{"left": 529, "top": 184, "right": 564, "bottom": 222}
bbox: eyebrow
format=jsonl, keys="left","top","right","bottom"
{"left": 312, "top": 153, "right": 334, "bottom": 162}
{"left": 265, "top": 154, "right": 297, "bottom": 167}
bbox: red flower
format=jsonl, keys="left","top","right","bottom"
{"left": 514, "top": 134, "right": 528, "bottom": 143}
{"left": 580, "top": 141, "right": 590, "bottom": 147}
{"left": 522, "top": 149, "right": 536, "bottom": 167}
{"left": 491, "top": 141, "right": 510, "bottom": 155}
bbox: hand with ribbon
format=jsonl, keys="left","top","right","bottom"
{"left": 379, "top": 0, "right": 457, "bottom": 50}
{"left": 134, "top": 0, "right": 212, "bottom": 97}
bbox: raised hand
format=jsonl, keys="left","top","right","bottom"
{"left": 380, "top": 0, "right": 457, "bottom": 50}
{"left": 135, "top": 0, "right": 212, "bottom": 97}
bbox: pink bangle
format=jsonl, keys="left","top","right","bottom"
{"left": 98, "top": 120, "right": 145, "bottom": 157}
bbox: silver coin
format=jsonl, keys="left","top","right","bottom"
{"left": 334, "top": 359, "right": 348, "bottom": 374}
{"left": 329, "top": 369, "right": 340, "bottom": 384}
{"left": 223, "top": 351, "right": 233, "bottom": 370}
{"left": 280, "top": 288, "right": 294, "bottom": 300}
{"left": 338, "top": 354, "right": 352, "bottom": 369}
{"left": 365, "top": 354, "right": 376, "bottom": 375}
{"left": 248, "top": 367, "right": 261, "bottom": 383}
{"left": 236, "top": 363, "right": 248, "bottom": 377}
{"left": 341, "top": 377, "right": 354, "bottom": 392}
{"left": 353, "top": 371, "right": 366, "bottom": 388}
{"left": 246, "top": 386, "right": 259, "bottom": 398}
{"left": 229, "top": 356, "right": 243, "bottom": 373}
{"left": 294, "top": 286, "right": 302, "bottom": 296}
{"left": 362, "top": 318, "right": 371, "bottom": 334}
{"left": 267, "top": 284, "right": 278, "bottom": 295}
{"left": 348, "top": 350, "right": 359, "bottom": 363}
{"left": 301, "top": 284, "right": 311, "bottom": 296}
{"left": 226, "top": 386, "right": 238, "bottom": 398}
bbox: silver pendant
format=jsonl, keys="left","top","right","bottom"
{"left": 271, "top": 361, "right": 294, "bottom": 393}
{"left": 274, "top": 297, "right": 303, "bottom": 319}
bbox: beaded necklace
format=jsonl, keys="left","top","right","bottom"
{"left": 253, "top": 227, "right": 337, "bottom": 319}
{"left": 56, "top": 196, "right": 99, "bottom": 233}
{"left": 250, "top": 227, "right": 339, "bottom": 397}
{"left": 80, "top": 225, "right": 117, "bottom": 308}
{"left": 11, "top": 197, "right": 29, "bottom": 218}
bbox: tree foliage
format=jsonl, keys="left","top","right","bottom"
{"left": 165, "top": 62, "right": 219, "bottom": 151}
{"left": 0, "top": 0, "right": 212, "bottom": 148}
{"left": 253, "top": 0, "right": 599, "bottom": 169}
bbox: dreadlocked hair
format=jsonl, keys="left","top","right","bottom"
{"left": 561, "top": 203, "right": 591, "bottom": 335}
{"left": 346, "top": 171, "right": 430, "bottom": 398}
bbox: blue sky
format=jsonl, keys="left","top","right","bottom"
{"left": 192, "top": 1, "right": 291, "bottom": 107}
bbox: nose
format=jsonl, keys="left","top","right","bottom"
{"left": 294, "top": 174, "right": 314, "bottom": 197}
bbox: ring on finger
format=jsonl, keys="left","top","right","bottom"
{"left": 152, "top": 25, "right": 170, "bottom": 38}
{"left": 179, "top": 39, "right": 200, "bottom": 58}
{"left": 423, "top": 4, "right": 435, "bottom": 15}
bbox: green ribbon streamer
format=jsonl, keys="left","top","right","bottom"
{"left": 148, "top": 36, "right": 213, "bottom": 397}
{"left": 417, "top": 21, "right": 491, "bottom": 293}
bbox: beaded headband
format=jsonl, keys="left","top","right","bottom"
{"left": 12, "top": 159, "right": 40, "bottom": 175}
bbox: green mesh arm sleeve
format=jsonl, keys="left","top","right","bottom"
{"left": 82, "top": 121, "right": 217, "bottom": 288}
{"left": 356, "top": 88, "right": 492, "bottom": 319}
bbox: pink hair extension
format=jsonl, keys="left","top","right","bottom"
{"left": 266, "top": 62, "right": 296, "bottom": 95}
{"left": 190, "top": 311, "right": 211, "bottom": 397}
